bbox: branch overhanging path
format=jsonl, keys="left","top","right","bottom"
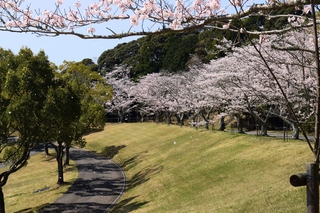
{"left": 39, "top": 147, "right": 126, "bottom": 213}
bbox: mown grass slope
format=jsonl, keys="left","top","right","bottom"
{"left": 84, "top": 123, "right": 312, "bottom": 213}
{"left": 3, "top": 151, "right": 77, "bottom": 213}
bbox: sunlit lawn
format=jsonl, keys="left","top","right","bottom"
{"left": 84, "top": 123, "right": 312, "bottom": 213}
{"left": 2, "top": 150, "right": 77, "bottom": 213}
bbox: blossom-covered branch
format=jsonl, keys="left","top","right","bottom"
{"left": 0, "top": 0, "right": 318, "bottom": 39}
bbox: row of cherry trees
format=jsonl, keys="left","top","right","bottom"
{"left": 104, "top": 28, "right": 316, "bottom": 139}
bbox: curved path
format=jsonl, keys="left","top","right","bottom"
{"left": 40, "top": 147, "right": 126, "bottom": 213}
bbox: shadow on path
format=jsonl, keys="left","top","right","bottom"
{"left": 39, "top": 147, "right": 126, "bottom": 213}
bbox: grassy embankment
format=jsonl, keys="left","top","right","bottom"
{"left": 2, "top": 150, "right": 77, "bottom": 213}
{"left": 84, "top": 123, "right": 312, "bottom": 213}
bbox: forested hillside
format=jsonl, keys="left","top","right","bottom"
{"left": 96, "top": 6, "right": 297, "bottom": 79}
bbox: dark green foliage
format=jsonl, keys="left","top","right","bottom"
{"left": 98, "top": 33, "right": 198, "bottom": 78}
{"left": 1, "top": 143, "right": 28, "bottom": 167}
{"left": 97, "top": 38, "right": 145, "bottom": 75}
{"left": 58, "top": 61, "right": 111, "bottom": 135}
{"left": 43, "top": 85, "right": 81, "bottom": 143}
{"left": 81, "top": 58, "right": 98, "bottom": 71}
{"left": 163, "top": 33, "right": 198, "bottom": 72}
{"left": 133, "top": 33, "right": 199, "bottom": 76}
{"left": 241, "top": 16, "right": 265, "bottom": 31}
{"left": 196, "top": 28, "right": 232, "bottom": 63}
{"left": 132, "top": 34, "right": 167, "bottom": 77}
{"left": 264, "top": 7, "right": 296, "bottom": 30}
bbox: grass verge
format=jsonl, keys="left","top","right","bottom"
{"left": 3, "top": 150, "right": 78, "bottom": 213}
{"left": 84, "top": 123, "right": 312, "bottom": 213}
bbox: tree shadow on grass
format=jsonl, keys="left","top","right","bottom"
{"left": 110, "top": 155, "right": 162, "bottom": 212}
{"left": 100, "top": 145, "right": 126, "bottom": 159}
{"left": 119, "top": 151, "right": 149, "bottom": 171}
{"left": 109, "top": 196, "right": 149, "bottom": 213}
{"left": 127, "top": 165, "right": 163, "bottom": 190}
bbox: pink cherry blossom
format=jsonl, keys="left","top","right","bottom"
{"left": 223, "top": 22, "right": 230, "bottom": 29}
{"left": 74, "top": 1, "right": 81, "bottom": 8}
{"left": 130, "top": 14, "right": 139, "bottom": 26}
{"left": 56, "top": 0, "right": 63, "bottom": 5}
{"left": 87, "top": 27, "right": 95, "bottom": 34}
{"left": 304, "top": 5, "right": 312, "bottom": 14}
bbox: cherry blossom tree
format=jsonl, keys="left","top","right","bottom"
{"left": 134, "top": 73, "right": 174, "bottom": 124}
{"left": 201, "top": 29, "right": 316, "bottom": 138}
{"left": 186, "top": 65, "right": 226, "bottom": 129}
{"left": 104, "top": 66, "right": 137, "bottom": 122}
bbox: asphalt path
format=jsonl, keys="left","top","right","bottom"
{"left": 39, "top": 147, "right": 126, "bottom": 213}
{"left": 245, "top": 130, "right": 314, "bottom": 142}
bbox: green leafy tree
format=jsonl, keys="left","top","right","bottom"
{"left": 42, "top": 84, "right": 81, "bottom": 184}
{"left": 0, "top": 47, "right": 54, "bottom": 213}
{"left": 58, "top": 62, "right": 112, "bottom": 166}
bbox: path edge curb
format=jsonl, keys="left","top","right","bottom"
{"left": 103, "top": 158, "right": 126, "bottom": 213}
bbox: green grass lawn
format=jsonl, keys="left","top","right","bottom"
{"left": 84, "top": 123, "right": 312, "bottom": 213}
{"left": 3, "top": 151, "right": 78, "bottom": 213}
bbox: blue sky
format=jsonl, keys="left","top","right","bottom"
{"left": 1, "top": 30, "right": 141, "bottom": 65}
{"left": 0, "top": 0, "right": 262, "bottom": 66}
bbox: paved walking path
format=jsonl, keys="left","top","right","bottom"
{"left": 39, "top": 147, "right": 126, "bottom": 213}
{"left": 245, "top": 130, "right": 314, "bottom": 142}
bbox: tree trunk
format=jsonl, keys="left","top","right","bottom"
{"left": 280, "top": 116, "right": 299, "bottom": 140}
{"left": 0, "top": 187, "right": 5, "bottom": 213}
{"left": 118, "top": 112, "right": 124, "bottom": 123}
{"left": 155, "top": 111, "right": 160, "bottom": 124}
{"left": 218, "top": 117, "right": 226, "bottom": 131}
{"left": 291, "top": 122, "right": 299, "bottom": 140}
{"left": 167, "top": 112, "right": 172, "bottom": 125}
{"left": 176, "top": 113, "right": 184, "bottom": 127}
{"left": 190, "top": 114, "right": 196, "bottom": 127}
{"left": 64, "top": 146, "right": 70, "bottom": 166}
{"left": 236, "top": 115, "right": 244, "bottom": 133}
{"left": 140, "top": 113, "right": 145, "bottom": 122}
{"left": 260, "top": 122, "right": 268, "bottom": 136}
{"left": 204, "top": 121, "right": 209, "bottom": 130}
{"left": 57, "top": 158, "right": 64, "bottom": 184}
{"left": 44, "top": 143, "right": 49, "bottom": 155}
{"left": 55, "top": 142, "right": 64, "bottom": 184}
{"left": 199, "top": 114, "right": 209, "bottom": 130}
{"left": 306, "top": 163, "right": 319, "bottom": 213}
